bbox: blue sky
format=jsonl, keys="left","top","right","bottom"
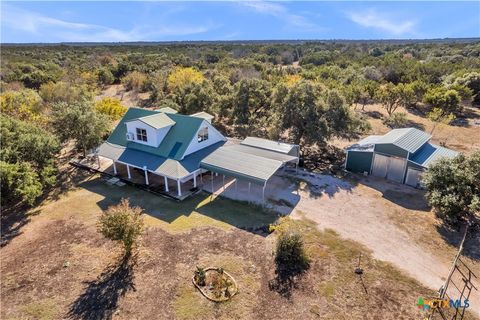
{"left": 1, "top": 1, "right": 479, "bottom": 43}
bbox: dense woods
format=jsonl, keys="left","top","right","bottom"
{"left": 1, "top": 40, "right": 479, "bottom": 206}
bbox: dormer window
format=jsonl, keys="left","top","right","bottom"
{"left": 198, "top": 127, "right": 208, "bottom": 142}
{"left": 136, "top": 128, "right": 148, "bottom": 142}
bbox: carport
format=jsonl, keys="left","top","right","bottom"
{"left": 200, "top": 143, "right": 299, "bottom": 203}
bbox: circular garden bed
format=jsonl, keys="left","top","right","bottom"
{"left": 192, "top": 267, "right": 238, "bottom": 302}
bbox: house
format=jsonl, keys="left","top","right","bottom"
{"left": 344, "top": 128, "right": 458, "bottom": 188}
{"left": 97, "top": 108, "right": 299, "bottom": 200}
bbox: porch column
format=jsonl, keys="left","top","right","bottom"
{"left": 164, "top": 176, "right": 169, "bottom": 192}
{"left": 96, "top": 152, "right": 100, "bottom": 168}
{"left": 211, "top": 174, "right": 214, "bottom": 194}
{"left": 262, "top": 182, "right": 266, "bottom": 203}
{"left": 193, "top": 173, "right": 197, "bottom": 188}
{"left": 143, "top": 166, "right": 149, "bottom": 185}
{"left": 113, "top": 162, "right": 117, "bottom": 175}
{"left": 126, "top": 164, "right": 131, "bottom": 179}
{"left": 248, "top": 182, "right": 251, "bottom": 194}
{"left": 222, "top": 175, "right": 225, "bottom": 191}
{"left": 177, "top": 180, "right": 182, "bottom": 197}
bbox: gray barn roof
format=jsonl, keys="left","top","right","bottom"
{"left": 376, "top": 128, "right": 431, "bottom": 153}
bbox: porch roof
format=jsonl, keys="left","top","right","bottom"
{"left": 98, "top": 141, "right": 224, "bottom": 180}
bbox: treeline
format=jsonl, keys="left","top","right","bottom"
{"left": 1, "top": 41, "right": 479, "bottom": 206}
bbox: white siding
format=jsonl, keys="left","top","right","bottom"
{"left": 125, "top": 120, "right": 173, "bottom": 147}
{"left": 183, "top": 120, "right": 226, "bottom": 158}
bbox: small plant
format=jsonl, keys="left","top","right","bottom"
{"left": 194, "top": 266, "right": 206, "bottom": 286}
{"left": 211, "top": 272, "right": 228, "bottom": 298}
{"left": 384, "top": 112, "right": 408, "bottom": 128}
{"left": 98, "top": 199, "right": 144, "bottom": 256}
{"left": 275, "top": 232, "right": 310, "bottom": 279}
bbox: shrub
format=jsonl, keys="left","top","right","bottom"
{"left": 274, "top": 233, "right": 310, "bottom": 279}
{"left": 95, "top": 97, "right": 127, "bottom": 120}
{"left": 384, "top": 112, "right": 408, "bottom": 128}
{"left": 422, "top": 152, "right": 480, "bottom": 226}
{"left": 167, "top": 67, "right": 204, "bottom": 93}
{"left": 122, "top": 71, "right": 148, "bottom": 92}
{"left": 0, "top": 161, "right": 42, "bottom": 206}
{"left": 194, "top": 266, "right": 206, "bottom": 286}
{"left": 98, "top": 199, "right": 144, "bottom": 255}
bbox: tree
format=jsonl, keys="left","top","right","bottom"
{"left": 376, "top": 83, "right": 402, "bottom": 117}
{"left": 98, "top": 199, "right": 144, "bottom": 256}
{"left": 95, "top": 97, "right": 127, "bottom": 120}
{"left": 0, "top": 115, "right": 60, "bottom": 186}
{"left": 453, "top": 72, "right": 480, "bottom": 105}
{"left": 51, "top": 99, "right": 110, "bottom": 157}
{"left": 427, "top": 107, "right": 455, "bottom": 135}
{"left": 232, "top": 78, "right": 272, "bottom": 127}
{"left": 0, "top": 161, "right": 42, "bottom": 206}
{"left": 422, "top": 151, "right": 480, "bottom": 226}
{"left": 167, "top": 67, "right": 204, "bottom": 93}
{"left": 423, "top": 87, "right": 462, "bottom": 115}
{"left": 122, "top": 71, "right": 148, "bottom": 92}
{"left": 0, "top": 89, "right": 46, "bottom": 124}
{"left": 274, "top": 233, "right": 310, "bottom": 279}
{"left": 97, "top": 68, "right": 115, "bottom": 86}
{"left": 397, "top": 83, "right": 416, "bottom": 109}
{"left": 39, "top": 82, "right": 92, "bottom": 104}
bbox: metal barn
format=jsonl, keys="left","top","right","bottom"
{"left": 345, "top": 128, "right": 458, "bottom": 188}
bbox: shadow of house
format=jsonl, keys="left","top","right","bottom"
{"left": 79, "top": 177, "right": 281, "bottom": 237}
{"left": 68, "top": 255, "right": 136, "bottom": 320}
{"left": 285, "top": 171, "right": 357, "bottom": 200}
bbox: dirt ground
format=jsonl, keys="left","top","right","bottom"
{"left": 2, "top": 172, "right": 468, "bottom": 320}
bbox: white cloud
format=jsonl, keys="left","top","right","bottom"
{"left": 240, "top": 1, "right": 319, "bottom": 30}
{"left": 1, "top": 4, "right": 212, "bottom": 42}
{"left": 347, "top": 9, "right": 416, "bottom": 36}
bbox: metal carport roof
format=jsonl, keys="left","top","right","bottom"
{"left": 200, "top": 147, "right": 284, "bottom": 185}
{"left": 241, "top": 137, "right": 297, "bottom": 155}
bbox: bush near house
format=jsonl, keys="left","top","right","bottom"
{"left": 422, "top": 151, "right": 480, "bottom": 226}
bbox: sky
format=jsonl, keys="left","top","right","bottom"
{"left": 1, "top": 1, "right": 479, "bottom": 43}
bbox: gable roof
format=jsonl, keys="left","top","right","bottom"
{"left": 134, "top": 113, "right": 175, "bottom": 129}
{"left": 375, "top": 128, "right": 431, "bottom": 153}
{"left": 409, "top": 142, "right": 458, "bottom": 168}
{"left": 156, "top": 106, "right": 178, "bottom": 114}
{"left": 107, "top": 107, "right": 205, "bottom": 160}
{"left": 191, "top": 111, "right": 214, "bottom": 120}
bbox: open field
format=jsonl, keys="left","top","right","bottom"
{"left": 3, "top": 172, "right": 474, "bottom": 320}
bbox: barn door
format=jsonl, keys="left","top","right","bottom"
{"left": 386, "top": 157, "right": 407, "bottom": 183}
{"left": 372, "top": 154, "right": 389, "bottom": 178}
{"left": 405, "top": 168, "right": 423, "bottom": 188}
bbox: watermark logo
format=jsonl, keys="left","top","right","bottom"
{"left": 417, "top": 297, "right": 470, "bottom": 311}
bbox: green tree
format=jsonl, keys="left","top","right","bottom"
{"left": 376, "top": 83, "right": 402, "bottom": 117}
{"left": 423, "top": 87, "right": 462, "bottom": 115}
{"left": 422, "top": 151, "right": 480, "bottom": 225}
{"left": 232, "top": 78, "right": 272, "bottom": 127}
{"left": 98, "top": 199, "right": 144, "bottom": 256}
{"left": 97, "top": 68, "right": 115, "bottom": 86}
{"left": 427, "top": 107, "right": 455, "bottom": 135}
{"left": 275, "top": 233, "right": 310, "bottom": 279}
{"left": 0, "top": 89, "right": 46, "bottom": 124}
{"left": 0, "top": 161, "right": 42, "bottom": 206}
{"left": 51, "top": 99, "right": 110, "bottom": 157}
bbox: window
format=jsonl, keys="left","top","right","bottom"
{"left": 136, "top": 128, "right": 148, "bottom": 142}
{"left": 197, "top": 127, "right": 208, "bottom": 142}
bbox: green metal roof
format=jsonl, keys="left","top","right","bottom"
{"left": 135, "top": 113, "right": 176, "bottom": 129}
{"left": 106, "top": 107, "right": 205, "bottom": 160}
{"left": 200, "top": 146, "right": 284, "bottom": 185}
{"left": 376, "top": 128, "right": 431, "bottom": 154}
{"left": 241, "top": 137, "right": 297, "bottom": 154}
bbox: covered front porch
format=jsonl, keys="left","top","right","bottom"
{"left": 91, "top": 155, "right": 202, "bottom": 200}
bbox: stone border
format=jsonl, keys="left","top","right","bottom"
{"left": 192, "top": 267, "right": 238, "bottom": 302}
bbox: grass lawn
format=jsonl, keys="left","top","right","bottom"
{"left": 1, "top": 173, "right": 478, "bottom": 320}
